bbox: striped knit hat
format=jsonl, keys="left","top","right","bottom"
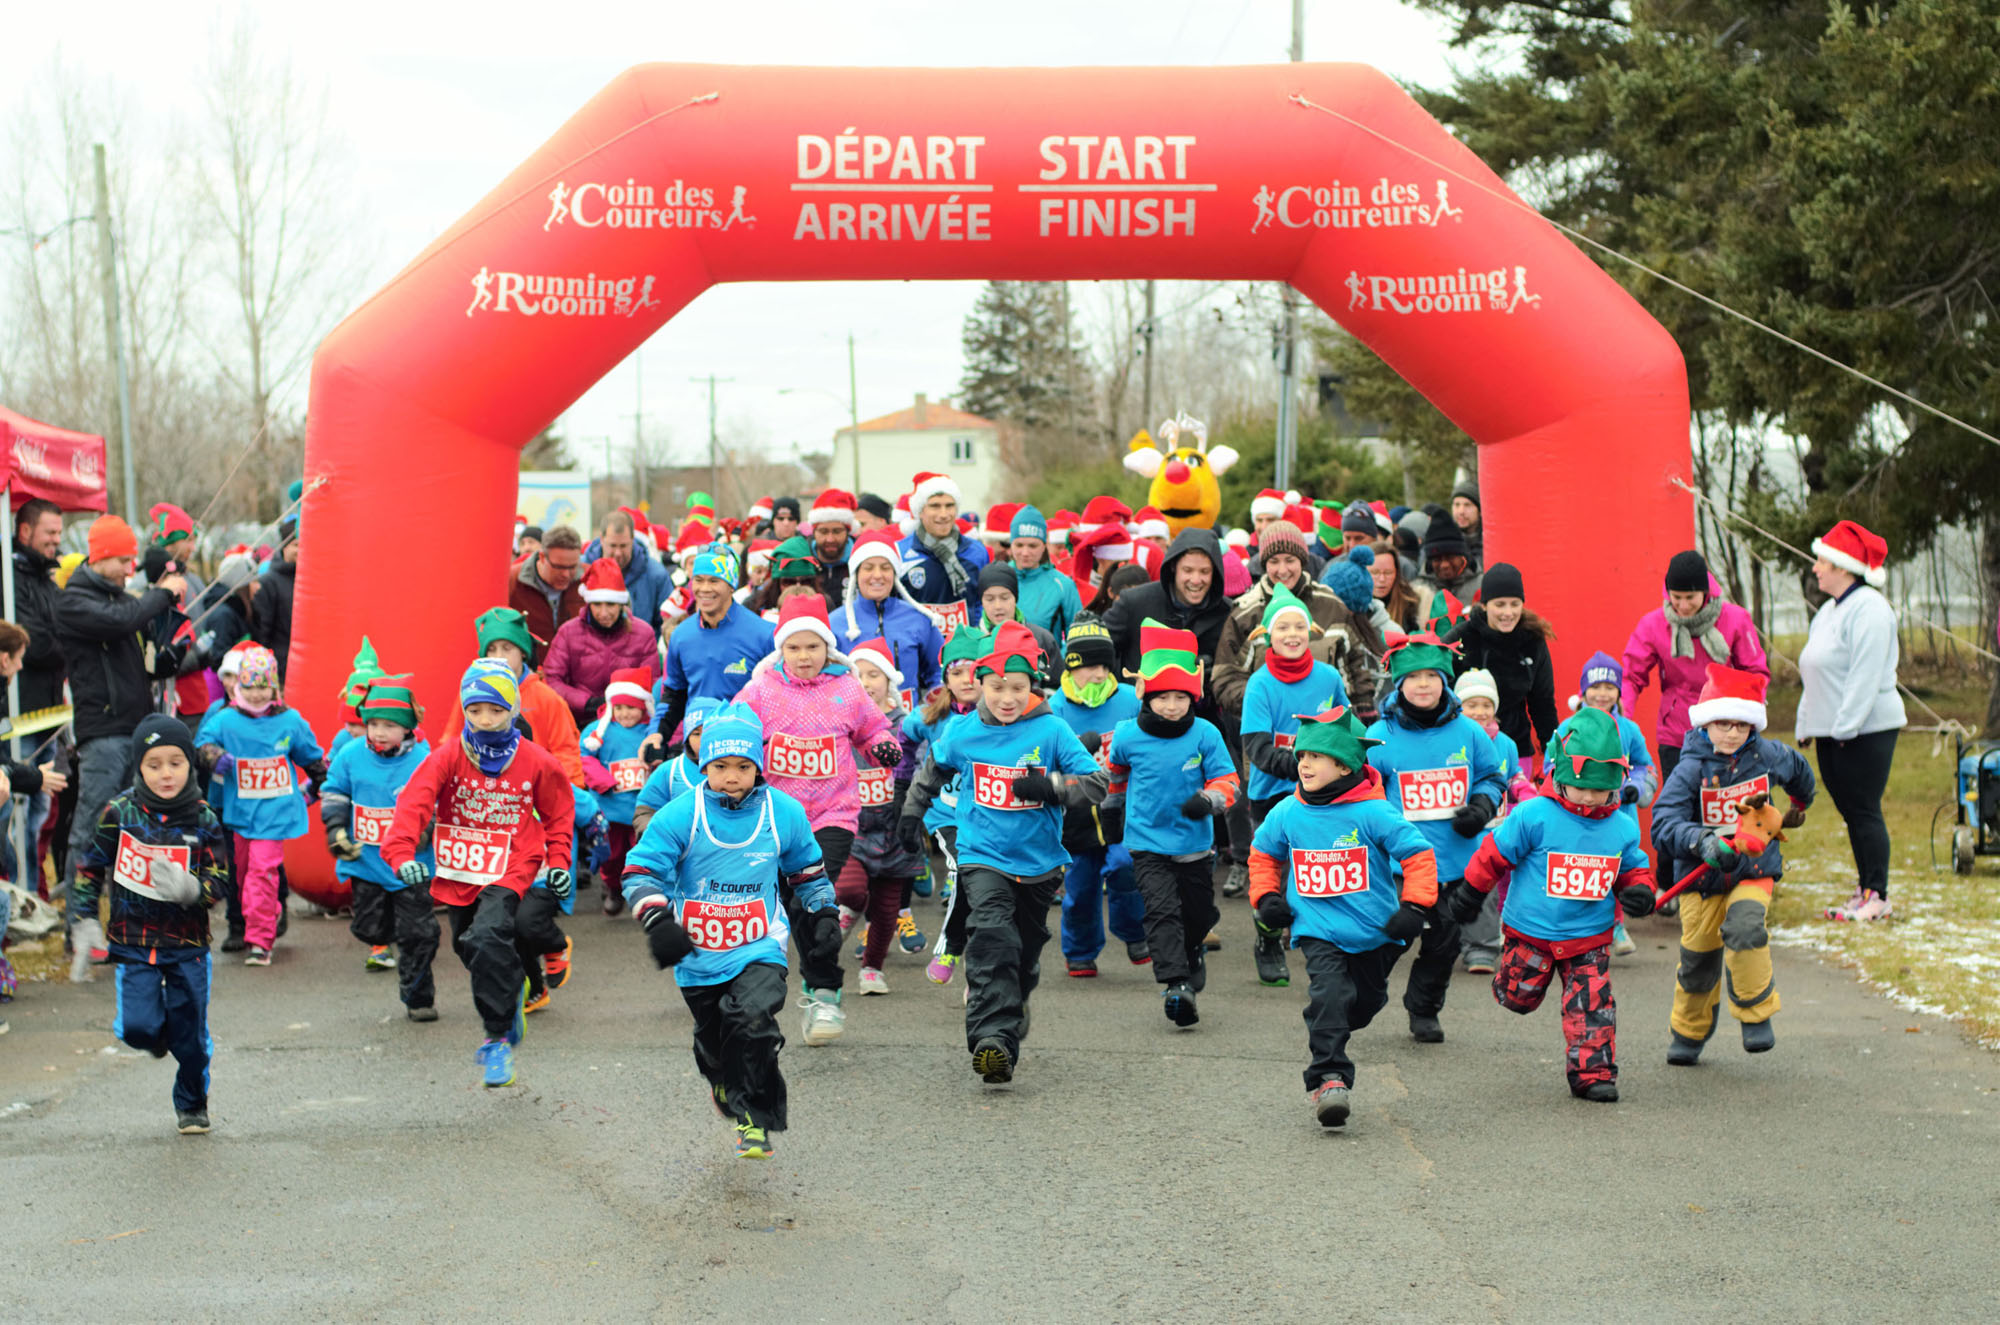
{"left": 1136, "top": 619, "right": 1202, "bottom": 698}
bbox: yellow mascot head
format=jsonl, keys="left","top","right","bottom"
{"left": 1122, "top": 413, "right": 1238, "bottom": 539}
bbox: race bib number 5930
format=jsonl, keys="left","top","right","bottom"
{"left": 1545, "top": 851, "right": 1618, "bottom": 902}
{"left": 682, "top": 897, "right": 770, "bottom": 951}
{"left": 1291, "top": 846, "right": 1369, "bottom": 898}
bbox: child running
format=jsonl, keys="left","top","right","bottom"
{"left": 194, "top": 644, "right": 326, "bottom": 967}
{"left": 1555, "top": 650, "right": 1659, "bottom": 955}
{"left": 1101, "top": 621, "right": 1239, "bottom": 1029}
{"left": 71, "top": 716, "right": 229, "bottom": 1135}
{"left": 1045, "top": 616, "right": 1146, "bottom": 978}
{"left": 899, "top": 622, "right": 1108, "bottom": 1084}
{"left": 842, "top": 639, "right": 927, "bottom": 992}
{"left": 1239, "top": 582, "right": 1351, "bottom": 987}
{"left": 580, "top": 667, "right": 658, "bottom": 913}
{"left": 382, "top": 660, "right": 575, "bottom": 1088}
{"left": 622, "top": 703, "right": 833, "bottom": 1160}
{"left": 320, "top": 676, "right": 440, "bottom": 1018}
{"left": 1454, "top": 669, "right": 1535, "bottom": 811}
{"left": 902, "top": 624, "right": 987, "bottom": 985}
{"left": 632, "top": 696, "right": 725, "bottom": 833}
{"left": 1444, "top": 708, "right": 1658, "bottom": 1102}
{"left": 1247, "top": 708, "right": 1437, "bottom": 1127}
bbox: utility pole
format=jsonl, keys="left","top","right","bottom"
{"left": 691, "top": 374, "right": 734, "bottom": 504}
{"left": 846, "top": 332, "right": 861, "bottom": 493}
{"left": 1274, "top": 0, "right": 1304, "bottom": 491}
{"left": 93, "top": 144, "right": 137, "bottom": 523}
{"left": 1141, "top": 279, "right": 1157, "bottom": 432}
{"left": 627, "top": 348, "right": 648, "bottom": 509}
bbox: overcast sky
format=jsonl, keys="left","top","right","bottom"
{"left": 12, "top": 0, "right": 1462, "bottom": 487}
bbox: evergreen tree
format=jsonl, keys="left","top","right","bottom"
{"left": 958, "top": 280, "right": 1093, "bottom": 443}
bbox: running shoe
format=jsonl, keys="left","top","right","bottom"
{"left": 478, "top": 1039, "right": 515, "bottom": 1087}
{"left": 544, "top": 937, "right": 574, "bottom": 990}
{"left": 1666, "top": 1029, "right": 1707, "bottom": 1066}
{"left": 1190, "top": 945, "right": 1208, "bottom": 994}
{"left": 1310, "top": 1081, "right": 1351, "bottom": 1128}
{"left": 1125, "top": 940, "right": 1152, "bottom": 966}
{"left": 1463, "top": 952, "right": 1497, "bottom": 975}
{"left": 896, "top": 912, "right": 926, "bottom": 953}
{"left": 1823, "top": 886, "right": 1867, "bottom": 921}
{"left": 971, "top": 1037, "right": 1014, "bottom": 1084}
{"left": 243, "top": 946, "right": 272, "bottom": 967}
{"left": 1252, "top": 925, "right": 1289, "bottom": 987}
{"left": 1571, "top": 1080, "right": 1619, "bottom": 1103}
{"left": 1201, "top": 929, "right": 1222, "bottom": 951}
{"left": 1163, "top": 981, "right": 1198, "bottom": 1027}
{"left": 407, "top": 1006, "right": 439, "bottom": 1023}
{"left": 926, "top": 952, "right": 960, "bottom": 985}
{"left": 734, "top": 1121, "right": 773, "bottom": 1159}
{"left": 838, "top": 905, "right": 860, "bottom": 935}
{"left": 507, "top": 979, "right": 527, "bottom": 1046}
{"left": 602, "top": 887, "right": 625, "bottom": 917}
{"left": 911, "top": 863, "right": 933, "bottom": 898}
{"left": 1611, "top": 924, "right": 1636, "bottom": 956}
{"left": 852, "top": 931, "right": 868, "bottom": 960}
{"left": 1066, "top": 957, "right": 1098, "bottom": 978}
{"left": 1221, "top": 861, "right": 1249, "bottom": 898}
{"left": 523, "top": 986, "right": 552, "bottom": 1015}
{"left": 175, "top": 1108, "right": 211, "bottom": 1135}
{"left": 1848, "top": 892, "right": 1893, "bottom": 922}
{"left": 1409, "top": 1013, "right": 1444, "bottom": 1043}
{"left": 800, "top": 987, "right": 846, "bottom": 1045}
{"left": 220, "top": 931, "right": 247, "bottom": 954}
{"left": 365, "top": 945, "right": 396, "bottom": 972}
{"left": 859, "top": 967, "right": 890, "bottom": 995}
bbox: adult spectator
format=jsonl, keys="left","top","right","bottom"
{"left": 584, "top": 509, "right": 671, "bottom": 626}
{"left": 54, "top": 515, "right": 185, "bottom": 915}
{"left": 251, "top": 515, "right": 300, "bottom": 678}
{"left": 1338, "top": 503, "right": 1377, "bottom": 555}
{"left": 1416, "top": 515, "right": 1482, "bottom": 603}
{"left": 654, "top": 543, "right": 775, "bottom": 745}
{"left": 897, "top": 471, "right": 988, "bottom": 623}
{"left": 509, "top": 523, "right": 585, "bottom": 645}
{"left": 1447, "top": 561, "right": 1557, "bottom": 762}
{"left": 834, "top": 529, "right": 943, "bottom": 704}
{"left": 1796, "top": 520, "right": 1905, "bottom": 922}
{"left": 807, "top": 488, "right": 858, "bottom": 603}
{"left": 515, "top": 525, "right": 543, "bottom": 569}
{"left": 855, "top": 493, "right": 893, "bottom": 531}
{"left": 1007, "top": 505, "right": 1080, "bottom": 639}
{"left": 0, "top": 619, "right": 69, "bottom": 885}
{"left": 11, "top": 500, "right": 67, "bottom": 715}
{"left": 1369, "top": 536, "right": 1432, "bottom": 636}
{"left": 1451, "top": 478, "right": 1484, "bottom": 572}
{"left": 542, "top": 559, "right": 659, "bottom": 724}
{"left": 769, "top": 497, "right": 802, "bottom": 543}
{"left": 1247, "top": 488, "right": 1291, "bottom": 543}
{"left": 1620, "top": 549, "right": 1767, "bottom": 781}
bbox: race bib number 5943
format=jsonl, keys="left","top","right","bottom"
{"left": 1545, "top": 852, "right": 1618, "bottom": 902}
{"left": 1291, "top": 846, "right": 1369, "bottom": 898}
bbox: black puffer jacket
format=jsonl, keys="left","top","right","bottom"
{"left": 251, "top": 558, "right": 297, "bottom": 678}
{"left": 1450, "top": 608, "right": 1559, "bottom": 759}
{"left": 10, "top": 542, "right": 67, "bottom": 712}
{"left": 55, "top": 569, "right": 180, "bottom": 744}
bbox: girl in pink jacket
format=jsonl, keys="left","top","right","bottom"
{"left": 1621, "top": 551, "right": 1767, "bottom": 780}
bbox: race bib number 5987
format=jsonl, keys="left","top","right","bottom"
{"left": 434, "top": 825, "right": 510, "bottom": 887}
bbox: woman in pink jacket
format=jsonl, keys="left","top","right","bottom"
{"left": 1621, "top": 550, "right": 1767, "bottom": 780}
{"left": 542, "top": 558, "right": 660, "bottom": 723}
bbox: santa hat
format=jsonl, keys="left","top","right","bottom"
{"left": 847, "top": 638, "right": 905, "bottom": 692}
{"left": 808, "top": 488, "right": 858, "bottom": 529}
{"left": 1369, "top": 500, "right": 1395, "bottom": 535}
{"left": 1131, "top": 539, "right": 1165, "bottom": 578}
{"left": 1687, "top": 663, "right": 1768, "bottom": 733}
{"left": 1047, "top": 510, "right": 1077, "bottom": 548}
{"left": 617, "top": 505, "right": 653, "bottom": 543}
{"left": 1812, "top": 519, "right": 1888, "bottom": 588}
{"left": 1077, "top": 495, "right": 1132, "bottom": 534}
{"left": 955, "top": 516, "right": 976, "bottom": 537}
{"left": 1071, "top": 520, "right": 1134, "bottom": 566}
{"left": 1250, "top": 488, "right": 1290, "bottom": 521}
{"left": 674, "top": 518, "right": 712, "bottom": 562}
{"left": 846, "top": 527, "right": 906, "bottom": 576}
{"left": 746, "top": 538, "right": 778, "bottom": 571}
{"left": 580, "top": 558, "right": 630, "bottom": 604}
{"left": 1283, "top": 503, "right": 1316, "bottom": 535}
{"left": 910, "top": 470, "right": 961, "bottom": 512}
{"left": 893, "top": 492, "right": 917, "bottom": 535}
{"left": 604, "top": 667, "right": 655, "bottom": 713}
{"left": 982, "top": 502, "right": 1024, "bottom": 544}
{"left": 773, "top": 595, "right": 839, "bottom": 652}
{"left": 748, "top": 496, "right": 775, "bottom": 524}
{"left": 1130, "top": 507, "right": 1169, "bottom": 542}
{"left": 1223, "top": 527, "right": 1251, "bottom": 552}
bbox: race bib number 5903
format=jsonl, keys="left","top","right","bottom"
{"left": 1545, "top": 852, "right": 1618, "bottom": 902}
{"left": 1291, "top": 846, "right": 1369, "bottom": 898}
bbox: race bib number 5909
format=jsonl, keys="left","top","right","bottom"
{"left": 1396, "top": 766, "right": 1468, "bottom": 821}
{"left": 1545, "top": 852, "right": 1618, "bottom": 902}
{"left": 1291, "top": 846, "right": 1369, "bottom": 898}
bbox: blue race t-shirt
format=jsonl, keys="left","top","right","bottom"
{"left": 664, "top": 602, "right": 775, "bottom": 703}
{"left": 1490, "top": 794, "right": 1648, "bottom": 944}
{"left": 1366, "top": 697, "right": 1506, "bottom": 880}
{"left": 582, "top": 717, "right": 653, "bottom": 824}
{"left": 1104, "top": 716, "right": 1234, "bottom": 856}
{"left": 927, "top": 705, "right": 1098, "bottom": 877}
{"left": 1240, "top": 660, "right": 1349, "bottom": 801}
{"left": 195, "top": 706, "right": 325, "bottom": 840}
{"left": 323, "top": 737, "right": 434, "bottom": 888}
{"left": 1252, "top": 776, "right": 1432, "bottom": 953}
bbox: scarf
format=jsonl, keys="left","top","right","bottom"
{"left": 1300, "top": 765, "right": 1368, "bottom": 805}
{"left": 1665, "top": 595, "right": 1730, "bottom": 663}
{"left": 1137, "top": 706, "right": 1194, "bottom": 740}
{"left": 915, "top": 527, "right": 971, "bottom": 598}
{"left": 1265, "top": 644, "right": 1314, "bottom": 684}
{"left": 1394, "top": 692, "right": 1452, "bottom": 730}
{"left": 462, "top": 723, "right": 521, "bottom": 776}
{"left": 1060, "top": 672, "right": 1120, "bottom": 708}
{"left": 234, "top": 696, "right": 278, "bottom": 719}
{"left": 138, "top": 770, "right": 205, "bottom": 822}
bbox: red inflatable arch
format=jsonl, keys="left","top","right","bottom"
{"left": 289, "top": 63, "right": 1690, "bottom": 902}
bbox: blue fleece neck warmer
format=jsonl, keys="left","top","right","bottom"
{"left": 463, "top": 723, "right": 521, "bottom": 775}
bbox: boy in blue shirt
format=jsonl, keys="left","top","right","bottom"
{"left": 623, "top": 704, "right": 834, "bottom": 1160}
{"left": 1045, "top": 616, "right": 1146, "bottom": 977}
{"left": 1103, "top": 620, "right": 1240, "bottom": 1029}
{"left": 321, "top": 679, "right": 440, "bottom": 1018}
{"left": 1444, "top": 708, "right": 1658, "bottom": 1102}
{"left": 899, "top": 622, "right": 1108, "bottom": 1084}
{"left": 1556, "top": 650, "right": 1660, "bottom": 955}
{"left": 632, "top": 696, "right": 724, "bottom": 834}
{"left": 581, "top": 667, "right": 658, "bottom": 915}
{"left": 1247, "top": 708, "right": 1437, "bottom": 1127}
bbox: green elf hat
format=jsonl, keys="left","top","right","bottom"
{"left": 1135, "top": 618, "right": 1202, "bottom": 698}
{"left": 340, "top": 636, "right": 386, "bottom": 711}
{"left": 1258, "top": 582, "right": 1318, "bottom": 637}
{"left": 686, "top": 491, "right": 716, "bottom": 525}
{"left": 1313, "top": 499, "right": 1343, "bottom": 552}
{"left": 1552, "top": 706, "right": 1630, "bottom": 791}
{"left": 473, "top": 606, "right": 541, "bottom": 667}
{"left": 771, "top": 535, "right": 820, "bottom": 580}
{"left": 146, "top": 502, "right": 198, "bottom": 548}
{"left": 1384, "top": 630, "right": 1460, "bottom": 683}
{"left": 940, "top": 622, "right": 990, "bottom": 672}
{"left": 1292, "top": 705, "right": 1380, "bottom": 770}
{"left": 1425, "top": 586, "right": 1471, "bottom": 634}
{"left": 976, "top": 620, "right": 1044, "bottom": 678}
{"left": 357, "top": 676, "right": 422, "bottom": 731}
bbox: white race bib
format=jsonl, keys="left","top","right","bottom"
{"left": 1396, "top": 766, "right": 1468, "bottom": 821}
{"left": 236, "top": 756, "right": 294, "bottom": 800}
{"left": 434, "top": 824, "right": 510, "bottom": 887}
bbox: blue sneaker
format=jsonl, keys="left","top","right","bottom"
{"left": 507, "top": 979, "right": 527, "bottom": 1047}
{"left": 896, "top": 912, "right": 926, "bottom": 953}
{"left": 478, "top": 1039, "right": 515, "bottom": 1087}
{"left": 911, "top": 862, "right": 933, "bottom": 898}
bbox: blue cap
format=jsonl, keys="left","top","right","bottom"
{"left": 459, "top": 658, "right": 520, "bottom": 716}
{"left": 1010, "top": 504, "right": 1048, "bottom": 543}
{"left": 689, "top": 542, "right": 739, "bottom": 584}
{"left": 683, "top": 695, "right": 725, "bottom": 734}
{"left": 698, "top": 702, "right": 765, "bottom": 772}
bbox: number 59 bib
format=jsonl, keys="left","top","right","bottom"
{"left": 1396, "top": 767, "right": 1468, "bottom": 821}
{"left": 1545, "top": 851, "right": 1618, "bottom": 902}
{"left": 434, "top": 824, "right": 511, "bottom": 887}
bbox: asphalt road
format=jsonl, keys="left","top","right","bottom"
{"left": 3, "top": 885, "right": 1997, "bottom": 1322}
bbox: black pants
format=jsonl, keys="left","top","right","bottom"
{"left": 445, "top": 887, "right": 525, "bottom": 1038}
{"left": 1396, "top": 911, "right": 1458, "bottom": 1018}
{"left": 1132, "top": 851, "right": 1220, "bottom": 985}
{"left": 961, "top": 865, "right": 1062, "bottom": 1057}
{"left": 682, "top": 961, "right": 789, "bottom": 1131}
{"left": 1658, "top": 743, "right": 1682, "bottom": 783}
{"left": 935, "top": 826, "right": 970, "bottom": 958}
{"left": 514, "top": 886, "right": 568, "bottom": 998}
{"left": 1815, "top": 727, "right": 1898, "bottom": 897}
{"left": 1299, "top": 937, "right": 1399, "bottom": 1090}
{"left": 349, "top": 878, "right": 441, "bottom": 1009}
{"left": 782, "top": 826, "right": 852, "bottom": 992}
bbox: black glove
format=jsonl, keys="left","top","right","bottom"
{"left": 1616, "top": 882, "right": 1656, "bottom": 918}
{"left": 1695, "top": 867, "right": 1736, "bottom": 898}
{"left": 1450, "top": 793, "right": 1497, "bottom": 839}
{"left": 1180, "top": 790, "right": 1223, "bottom": 819}
{"left": 1620, "top": 782, "right": 1641, "bottom": 806}
{"left": 1442, "top": 878, "right": 1486, "bottom": 925}
{"left": 897, "top": 815, "right": 929, "bottom": 855}
{"left": 641, "top": 908, "right": 694, "bottom": 968}
{"left": 546, "top": 868, "right": 573, "bottom": 903}
{"left": 1095, "top": 803, "right": 1124, "bottom": 842}
{"left": 1011, "top": 770, "right": 1058, "bottom": 805}
{"left": 808, "top": 908, "right": 844, "bottom": 966}
{"left": 1075, "top": 730, "right": 1102, "bottom": 754}
{"left": 1383, "top": 901, "right": 1429, "bottom": 942}
{"left": 1698, "top": 831, "right": 1738, "bottom": 872}
{"left": 1254, "top": 892, "right": 1293, "bottom": 932}
{"left": 868, "top": 739, "right": 901, "bottom": 768}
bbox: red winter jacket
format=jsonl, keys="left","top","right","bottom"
{"left": 380, "top": 739, "right": 575, "bottom": 908}
{"left": 542, "top": 611, "right": 659, "bottom": 722}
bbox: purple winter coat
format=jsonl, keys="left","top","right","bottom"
{"left": 542, "top": 610, "right": 660, "bottom": 722}
{"left": 1620, "top": 575, "right": 1767, "bottom": 749}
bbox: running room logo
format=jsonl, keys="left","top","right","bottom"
{"left": 541, "top": 178, "right": 755, "bottom": 232}
{"left": 1343, "top": 265, "right": 1541, "bottom": 315}
{"left": 1250, "top": 177, "right": 1463, "bottom": 233}
{"left": 466, "top": 268, "right": 661, "bottom": 319}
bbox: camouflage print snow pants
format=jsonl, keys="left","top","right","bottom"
{"left": 1494, "top": 938, "right": 1616, "bottom": 1089}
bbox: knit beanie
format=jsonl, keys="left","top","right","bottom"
{"left": 130, "top": 713, "right": 197, "bottom": 779}
{"left": 1340, "top": 503, "right": 1377, "bottom": 536}
{"left": 1452, "top": 477, "right": 1480, "bottom": 509}
{"left": 1665, "top": 550, "right": 1709, "bottom": 594}
{"left": 1260, "top": 582, "right": 1315, "bottom": 634}
{"left": 771, "top": 497, "right": 801, "bottom": 522}
{"left": 976, "top": 563, "right": 1019, "bottom": 601}
{"left": 1258, "top": 518, "right": 1309, "bottom": 564}
{"left": 87, "top": 515, "right": 137, "bottom": 563}
{"left": 1063, "top": 615, "right": 1118, "bottom": 672}
{"left": 1320, "top": 549, "right": 1374, "bottom": 613}
{"left": 1419, "top": 517, "right": 1469, "bottom": 562}
{"left": 856, "top": 492, "right": 893, "bottom": 523}
{"left": 1480, "top": 562, "right": 1525, "bottom": 602}
{"left": 1454, "top": 668, "right": 1500, "bottom": 708}
{"left": 688, "top": 543, "right": 740, "bottom": 584}
{"left": 1009, "top": 505, "right": 1048, "bottom": 544}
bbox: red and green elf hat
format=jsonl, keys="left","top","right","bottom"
{"left": 1384, "top": 630, "right": 1460, "bottom": 683}
{"left": 976, "top": 620, "right": 1044, "bottom": 678}
{"left": 357, "top": 675, "right": 422, "bottom": 731}
{"left": 1313, "top": 499, "right": 1343, "bottom": 552}
{"left": 1425, "top": 586, "right": 1471, "bottom": 634}
{"left": 1551, "top": 706, "right": 1629, "bottom": 791}
{"left": 940, "top": 622, "right": 990, "bottom": 672}
{"left": 147, "top": 502, "right": 198, "bottom": 548}
{"left": 1136, "top": 618, "right": 1203, "bottom": 698}
{"left": 340, "top": 637, "right": 386, "bottom": 719}
{"left": 1292, "top": 704, "right": 1380, "bottom": 770}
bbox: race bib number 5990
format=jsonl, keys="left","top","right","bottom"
{"left": 1545, "top": 852, "right": 1618, "bottom": 902}
{"left": 768, "top": 733, "right": 838, "bottom": 780}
